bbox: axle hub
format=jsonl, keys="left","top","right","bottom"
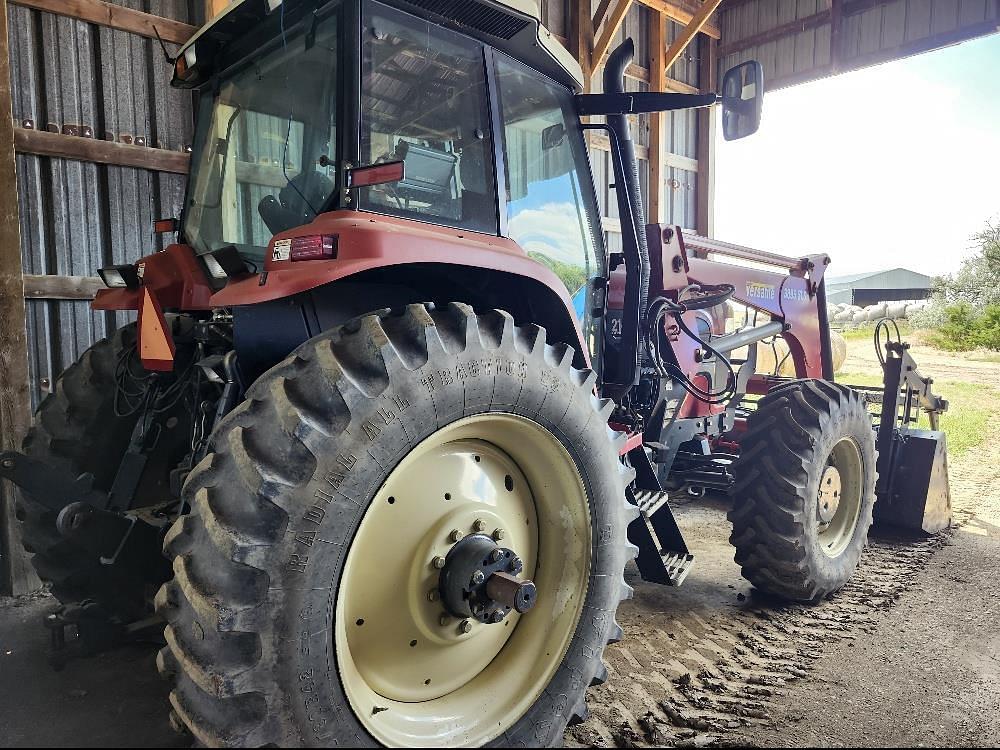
{"left": 438, "top": 533, "right": 537, "bottom": 624}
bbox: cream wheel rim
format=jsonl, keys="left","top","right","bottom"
{"left": 817, "top": 437, "right": 863, "bottom": 558}
{"left": 335, "top": 414, "right": 592, "bottom": 747}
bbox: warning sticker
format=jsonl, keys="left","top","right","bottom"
{"left": 272, "top": 239, "right": 292, "bottom": 262}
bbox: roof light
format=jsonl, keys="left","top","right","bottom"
{"left": 99, "top": 265, "right": 141, "bottom": 289}
{"left": 291, "top": 235, "right": 338, "bottom": 262}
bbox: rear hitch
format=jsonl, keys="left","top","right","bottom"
{"left": 0, "top": 452, "right": 101, "bottom": 512}
{"left": 44, "top": 603, "right": 164, "bottom": 671}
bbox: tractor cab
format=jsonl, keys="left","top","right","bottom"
{"left": 176, "top": 0, "right": 602, "bottom": 312}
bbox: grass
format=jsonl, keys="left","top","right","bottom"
{"left": 836, "top": 370, "right": 994, "bottom": 457}
{"left": 834, "top": 321, "right": 915, "bottom": 342}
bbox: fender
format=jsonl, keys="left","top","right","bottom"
{"left": 90, "top": 210, "right": 589, "bottom": 363}
{"left": 211, "top": 211, "right": 588, "bottom": 355}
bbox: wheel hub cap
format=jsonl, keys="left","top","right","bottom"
{"left": 817, "top": 465, "right": 842, "bottom": 525}
{"left": 438, "top": 533, "right": 537, "bottom": 624}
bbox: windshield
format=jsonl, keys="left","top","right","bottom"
{"left": 183, "top": 11, "right": 340, "bottom": 264}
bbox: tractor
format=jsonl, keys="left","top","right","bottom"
{"left": 0, "top": 0, "right": 951, "bottom": 746}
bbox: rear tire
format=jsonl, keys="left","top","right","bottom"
{"left": 728, "top": 379, "right": 876, "bottom": 601}
{"left": 19, "top": 325, "right": 191, "bottom": 620}
{"left": 157, "top": 303, "right": 638, "bottom": 747}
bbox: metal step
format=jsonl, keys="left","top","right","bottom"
{"left": 628, "top": 489, "right": 695, "bottom": 587}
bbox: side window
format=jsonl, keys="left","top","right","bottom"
{"left": 495, "top": 55, "right": 603, "bottom": 335}
{"left": 359, "top": 3, "right": 497, "bottom": 235}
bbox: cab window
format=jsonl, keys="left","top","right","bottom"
{"left": 495, "top": 54, "right": 603, "bottom": 335}
{"left": 359, "top": 2, "right": 497, "bottom": 235}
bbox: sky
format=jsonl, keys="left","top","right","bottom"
{"left": 713, "top": 32, "right": 1000, "bottom": 279}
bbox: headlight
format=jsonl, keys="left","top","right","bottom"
{"left": 200, "top": 245, "right": 249, "bottom": 281}
{"left": 98, "top": 265, "right": 141, "bottom": 289}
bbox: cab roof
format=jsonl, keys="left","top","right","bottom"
{"left": 178, "top": 0, "right": 584, "bottom": 90}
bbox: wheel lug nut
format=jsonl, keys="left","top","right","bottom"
{"left": 432, "top": 556, "right": 446, "bottom": 569}
{"left": 491, "top": 611, "right": 504, "bottom": 624}
{"left": 428, "top": 589, "right": 440, "bottom": 602}
{"left": 459, "top": 619, "right": 473, "bottom": 634}
{"left": 449, "top": 529, "right": 464, "bottom": 543}
{"left": 490, "top": 549, "right": 504, "bottom": 563}
{"left": 510, "top": 556, "right": 523, "bottom": 574}
{"left": 471, "top": 570, "right": 485, "bottom": 585}
{"left": 492, "top": 528, "right": 505, "bottom": 541}
{"left": 473, "top": 519, "right": 487, "bottom": 533}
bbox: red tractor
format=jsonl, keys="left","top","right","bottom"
{"left": 0, "top": 0, "right": 950, "bottom": 746}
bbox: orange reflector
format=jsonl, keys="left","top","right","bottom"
{"left": 154, "top": 218, "right": 179, "bottom": 234}
{"left": 138, "top": 288, "right": 175, "bottom": 371}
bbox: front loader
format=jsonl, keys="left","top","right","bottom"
{"left": 0, "top": 0, "right": 951, "bottom": 746}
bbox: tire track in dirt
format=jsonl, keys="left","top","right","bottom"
{"left": 568, "top": 431, "right": 989, "bottom": 749}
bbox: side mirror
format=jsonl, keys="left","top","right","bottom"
{"left": 542, "top": 123, "right": 566, "bottom": 151}
{"left": 721, "top": 61, "right": 764, "bottom": 141}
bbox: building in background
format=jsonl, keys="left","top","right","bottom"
{"left": 826, "top": 268, "right": 933, "bottom": 306}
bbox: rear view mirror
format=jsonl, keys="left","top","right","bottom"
{"left": 542, "top": 123, "right": 566, "bottom": 151}
{"left": 721, "top": 61, "right": 764, "bottom": 141}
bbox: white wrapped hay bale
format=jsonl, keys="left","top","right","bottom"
{"left": 885, "top": 302, "right": 908, "bottom": 320}
{"left": 830, "top": 330, "right": 847, "bottom": 372}
{"left": 865, "top": 303, "right": 888, "bottom": 322}
{"left": 852, "top": 310, "right": 868, "bottom": 325}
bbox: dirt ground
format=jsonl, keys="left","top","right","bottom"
{"left": 1, "top": 336, "right": 999, "bottom": 748}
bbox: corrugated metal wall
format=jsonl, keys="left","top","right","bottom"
{"left": 9, "top": 0, "right": 200, "bottom": 409}
{"left": 720, "top": 0, "right": 1000, "bottom": 91}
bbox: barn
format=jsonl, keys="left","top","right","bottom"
{"left": 826, "top": 267, "right": 934, "bottom": 306}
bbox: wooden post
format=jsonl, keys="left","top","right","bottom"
{"left": 0, "top": 0, "right": 40, "bottom": 596}
{"left": 696, "top": 33, "right": 717, "bottom": 237}
{"left": 571, "top": 0, "right": 594, "bottom": 92}
{"left": 648, "top": 11, "right": 666, "bottom": 224}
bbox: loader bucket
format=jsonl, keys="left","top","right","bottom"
{"left": 873, "top": 427, "right": 952, "bottom": 534}
{"left": 864, "top": 328, "right": 952, "bottom": 536}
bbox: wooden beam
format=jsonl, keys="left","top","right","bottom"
{"left": 206, "top": 0, "right": 229, "bottom": 22}
{"left": 14, "top": 128, "right": 190, "bottom": 174}
{"left": 718, "top": 9, "right": 832, "bottom": 57}
{"left": 0, "top": 0, "right": 40, "bottom": 597}
{"left": 571, "top": 0, "right": 594, "bottom": 91}
{"left": 663, "top": 0, "right": 724, "bottom": 73}
{"left": 592, "top": 0, "right": 615, "bottom": 31}
{"left": 648, "top": 11, "right": 666, "bottom": 224}
{"left": 11, "top": 0, "right": 196, "bottom": 45}
{"left": 23, "top": 274, "right": 102, "bottom": 300}
{"left": 592, "top": 0, "right": 634, "bottom": 69}
{"left": 636, "top": 0, "right": 721, "bottom": 39}
{"left": 696, "top": 34, "right": 717, "bottom": 237}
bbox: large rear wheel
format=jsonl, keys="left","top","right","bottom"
{"left": 157, "top": 303, "right": 637, "bottom": 747}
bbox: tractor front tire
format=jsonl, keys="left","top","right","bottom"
{"left": 729, "top": 379, "right": 876, "bottom": 602}
{"left": 157, "top": 303, "right": 637, "bottom": 747}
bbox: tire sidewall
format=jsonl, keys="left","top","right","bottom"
{"left": 253, "top": 319, "right": 626, "bottom": 747}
